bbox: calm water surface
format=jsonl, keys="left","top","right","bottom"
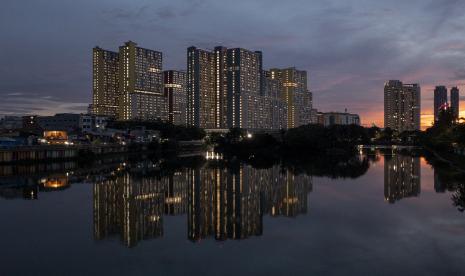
{"left": 1, "top": 151, "right": 464, "bottom": 276}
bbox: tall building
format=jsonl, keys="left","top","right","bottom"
{"left": 187, "top": 46, "right": 263, "bottom": 129}
{"left": 262, "top": 70, "right": 288, "bottom": 130}
{"left": 187, "top": 47, "right": 217, "bottom": 129}
{"left": 164, "top": 70, "right": 187, "bottom": 125}
{"left": 269, "top": 68, "right": 312, "bottom": 128}
{"left": 119, "top": 41, "right": 166, "bottom": 121}
{"left": 434, "top": 85, "right": 448, "bottom": 122}
{"left": 317, "top": 111, "right": 360, "bottom": 126}
{"left": 92, "top": 41, "right": 167, "bottom": 121}
{"left": 384, "top": 80, "right": 421, "bottom": 132}
{"left": 450, "top": 86, "right": 460, "bottom": 119}
{"left": 92, "top": 47, "right": 119, "bottom": 118}
{"left": 226, "top": 48, "right": 263, "bottom": 129}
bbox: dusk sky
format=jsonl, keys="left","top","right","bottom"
{"left": 1, "top": 0, "right": 465, "bottom": 128}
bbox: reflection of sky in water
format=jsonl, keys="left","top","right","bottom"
{"left": 0, "top": 153, "right": 464, "bottom": 275}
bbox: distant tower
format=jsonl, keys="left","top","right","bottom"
{"left": 118, "top": 41, "right": 166, "bottom": 121}
{"left": 434, "top": 86, "right": 448, "bottom": 122}
{"left": 92, "top": 47, "right": 119, "bottom": 118}
{"left": 164, "top": 70, "right": 187, "bottom": 125}
{"left": 450, "top": 86, "right": 460, "bottom": 119}
{"left": 384, "top": 80, "right": 421, "bottom": 131}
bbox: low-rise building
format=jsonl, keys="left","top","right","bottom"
{"left": 317, "top": 111, "right": 360, "bottom": 126}
{"left": 80, "top": 114, "right": 109, "bottom": 133}
{"left": 0, "top": 116, "right": 23, "bottom": 130}
{"left": 37, "top": 113, "right": 81, "bottom": 132}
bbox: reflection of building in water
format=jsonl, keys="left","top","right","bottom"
{"left": 268, "top": 171, "right": 312, "bottom": 217}
{"left": 188, "top": 166, "right": 263, "bottom": 241}
{"left": 188, "top": 165, "right": 313, "bottom": 241}
{"left": 384, "top": 154, "right": 421, "bottom": 203}
{"left": 93, "top": 171, "right": 165, "bottom": 248}
{"left": 434, "top": 171, "right": 446, "bottom": 193}
{"left": 93, "top": 161, "right": 313, "bottom": 246}
{"left": 165, "top": 170, "right": 189, "bottom": 215}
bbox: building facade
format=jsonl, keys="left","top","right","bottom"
{"left": 118, "top": 41, "right": 166, "bottom": 121}
{"left": 434, "top": 86, "right": 448, "bottom": 122}
{"left": 450, "top": 86, "right": 460, "bottom": 119}
{"left": 187, "top": 47, "right": 217, "bottom": 129}
{"left": 317, "top": 112, "right": 360, "bottom": 126}
{"left": 92, "top": 41, "right": 167, "bottom": 122}
{"left": 92, "top": 47, "right": 119, "bottom": 118}
{"left": 187, "top": 46, "right": 264, "bottom": 130}
{"left": 226, "top": 48, "right": 263, "bottom": 129}
{"left": 384, "top": 154, "right": 421, "bottom": 203}
{"left": 187, "top": 47, "right": 307, "bottom": 130}
{"left": 269, "top": 68, "right": 312, "bottom": 128}
{"left": 164, "top": 70, "right": 187, "bottom": 125}
{"left": 384, "top": 80, "right": 421, "bottom": 132}
{"left": 36, "top": 113, "right": 81, "bottom": 132}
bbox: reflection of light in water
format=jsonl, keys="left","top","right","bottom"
{"left": 149, "top": 215, "right": 160, "bottom": 222}
{"left": 40, "top": 177, "right": 68, "bottom": 189}
{"left": 205, "top": 151, "right": 222, "bottom": 160}
{"left": 135, "top": 193, "right": 160, "bottom": 200}
{"left": 283, "top": 197, "right": 299, "bottom": 204}
{"left": 165, "top": 197, "right": 182, "bottom": 204}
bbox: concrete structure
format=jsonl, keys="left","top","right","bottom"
{"left": 92, "top": 47, "right": 119, "bottom": 118}
{"left": 262, "top": 70, "right": 288, "bottom": 130}
{"left": 450, "top": 86, "right": 460, "bottom": 119}
{"left": 187, "top": 47, "right": 308, "bottom": 130}
{"left": 119, "top": 41, "right": 166, "bottom": 121}
{"left": 80, "top": 114, "right": 109, "bottom": 133}
{"left": 164, "top": 70, "right": 187, "bottom": 125}
{"left": 187, "top": 46, "right": 264, "bottom": 129}
{"left": 384, "top": 80, "right": 421, "bottom": 132}
{"left": 317, "top": 111, "right": 360, "bottom": 126}
{"left": 434, "top": 86, "right": 448, "bottom": 122}
{"left": 269, "top": 67, "right": 313, "bottom": 128}
{"left": 36, "top": 113, "right": 81, "bottom": 132}
{"left": 187, "top": 46, "right": 219, "bottom": 129}
{"left": 92, "top": 41, "right": 167, "bottom": 122}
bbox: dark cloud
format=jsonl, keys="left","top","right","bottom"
{"left": 0, "top": 0, "right": 464, "bottom": 125}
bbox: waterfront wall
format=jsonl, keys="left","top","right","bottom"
{"left": 0, "top": 145, "right": 127, "bottom": 163}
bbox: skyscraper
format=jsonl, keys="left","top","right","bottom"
{"left": 92, "top": 47, "right": 119, "bottom": 118}
{"left": 187, "top": 46, "right": 263, "bottom": 129}
{"left": 434, "top": 86, "right": 448, "bottom": 122}
{"left": 92, "top": 41, "right": 167, "bottom": 121}
{"left": 263, "top": 70, "right": 288, "bottom": 130}
{"left": 226, "top": 48, "right": 263, "bottom": 129}
{"left": 450, "top": 86, "right": 460, "bottom": 119}
{"left": 384, "top": 80, "right": 421, "bottom": 131}
{"left": 187, "top": 47, "right": 217, "bottom": 129}
{"left": 269, "top": 68, "right": 312, "bottom": 128}
{"left": 119, "top": 41, "right": 166, "bottom": 121}
{"left": 164, "top": 70, "right": 187, "bottom": 125}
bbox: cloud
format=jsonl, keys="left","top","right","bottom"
{"left": 0, "top": 93, "right": 88, "bottom": 116}
{"left": 1, "top": 0, "right": 465, "bottom": 127}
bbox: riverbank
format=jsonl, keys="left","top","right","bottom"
{"left": 0, "top": 142, "right": 205, "bottom": 164}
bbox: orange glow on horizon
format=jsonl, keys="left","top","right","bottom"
{"left": 360, "top": 109, "right": 465, "bottom": 130}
